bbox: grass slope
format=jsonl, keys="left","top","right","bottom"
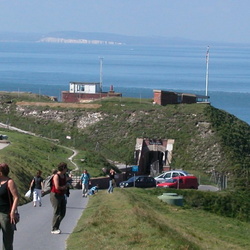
{"left": 0, "top": 129, "right": 73, "bottom": 204}
{"left": 67, "top": 188, "right": 250, "bottom": 250}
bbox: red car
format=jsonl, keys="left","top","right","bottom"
{"left": 157, "top": 176, "right": 199, "bottom": 189}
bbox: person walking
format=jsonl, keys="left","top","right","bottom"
{"left": 0, "top": 163, "right": 19, "bottom": 250}
{"left": 107, "top": 169, "right": 116, "bottom": 193}
{"left": 29, "top": 170, "right": 44, "bottom": 207}
{"left": 80, "top": 170, "right": 90, "bottom": 197}
{"left": 50, "top": 162, "right": 71, "bottom": 234}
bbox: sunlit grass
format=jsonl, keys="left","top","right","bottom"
{"left": 67, "top": 188, "right": 250, "bottom": 249}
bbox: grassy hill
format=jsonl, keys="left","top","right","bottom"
{"left": 0, "top": 92, "right": 249, "bottom": 190}
{"left": 0, "top": 129, "right": 73, "bottom": 204}
{"left": 67, "top": 188, "right": 250, "bottom": 250}
{"left": 1, "top": 92, "right": 250, "bottom": 248}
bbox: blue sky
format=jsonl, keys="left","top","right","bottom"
{"left": 0, "top": 0, "right": 249, "bottom": 43}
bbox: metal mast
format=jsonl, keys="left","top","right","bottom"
{"left": 205, "top": 46, "right": 210, "bottom": 97}
{"left": 99, "top": 57, "right": 103, "bottom": 92}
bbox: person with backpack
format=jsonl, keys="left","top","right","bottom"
{"left": 80, "top": 169, "right": 90, "bottom": 197}
{"left": 50, "top": 162, "right": 71, "bottom": 234}
{"left": 29, "top": 170, "right": 44, "bottom": 207}
{"left": 41, "top": 169, "right": 58, "bottom": 197}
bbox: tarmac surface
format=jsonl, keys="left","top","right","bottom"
{"left": 0, "top": 189, "right": 88, "bottom": 250}
{"left": 198, "top": 184, "right": 219, "bottom": 192}
{"left": 0, "top": 142, "right": 9, "bottom": 150}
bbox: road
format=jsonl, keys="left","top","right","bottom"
{"left": 198, "top": 185, "right": 219, "bottom": 191}
{"left": 0, "top": 190, "right": 88, "bottom": 250}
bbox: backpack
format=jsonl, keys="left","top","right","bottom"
{"left": 42, "top": 175, "right": 54, "bottom": 196}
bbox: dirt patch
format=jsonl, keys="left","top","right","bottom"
{"left": 16, "top": 102, "right": 101, "bottom": 109}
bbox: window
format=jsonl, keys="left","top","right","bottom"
{"left": 172, "top": 172, "right": 179, "bottom": 177}
{"left": 164, "top": 173, "right": 171, "bottom": 178}
{"left": 139, "top": 177, "right": 145, "bottom": 182}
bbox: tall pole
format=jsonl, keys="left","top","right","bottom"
{"left": 99, "top": 57, "right": 103, "bottom": 92}
{"left": 205, "top": 46, "right": 210, "bottom": 97}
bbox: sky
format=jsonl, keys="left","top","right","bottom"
{"left": 0, "top": 0, "right": 250, "bottom": 44}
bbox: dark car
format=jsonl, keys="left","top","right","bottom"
{"left": 119, "top": 175, "right": 156, "bottom": 188}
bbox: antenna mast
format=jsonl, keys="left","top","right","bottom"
{"left": 205, "top": 46, "right": 210, "bottom": 97}
{"left": 99, "top": 57, "right": 103, "bottom": 92}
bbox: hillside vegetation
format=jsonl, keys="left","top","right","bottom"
{"left": 0, "top": 92, "right": 249, "bottom": 190}
{"left": 1, "top": 92, "right": 250, "bottom": 248}
{"left": 0, "top": 129, "right": 73, "bottom": 204}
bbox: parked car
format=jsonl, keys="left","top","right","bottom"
{"left": 157, "top": 176, "right": 199, "bottom": 189}
{"left": 155, "top": 170, "right": 191, "bottom": 184}
{"left": 119, "top": 175, "right": 156, "bottom": 188}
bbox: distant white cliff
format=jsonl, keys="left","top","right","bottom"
{"left": 38, "top": 37, "right": 124, "bottom": 45}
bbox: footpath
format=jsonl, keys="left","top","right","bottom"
{"left": 0, "top": 190, "right": 88, "bottom": 250}
{"left": 0, "top": 122, "right": 89, "bottom": 249}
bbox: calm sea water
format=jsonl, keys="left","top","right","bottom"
{"left": 0, "top": 42, "right": 249, "bottom": 124}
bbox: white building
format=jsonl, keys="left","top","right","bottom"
{"left": 69, "top": 82, "right": 101, "bottom": 94}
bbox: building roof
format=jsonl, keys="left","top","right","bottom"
{"left": 70, "top": 82, "right": 100, "bottom": 86}
{"left": 153, "top": 89, "right": 209, "bottom": 99}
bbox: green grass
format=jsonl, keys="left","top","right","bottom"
{"left": 0, "top": 129, "right": 73, "bottom": 204}
{"left": 0, "top": 91, "right": 55, "bottom": 102}
{"left": 67, "top": 188, "right": 250, "bottom": 250}
{"left": 1, "top": 94, "right": 250, "bottom": 189}
{"left": 0, "top": 93, "right": 250, "bottom": 248}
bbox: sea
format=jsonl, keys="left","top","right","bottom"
{"left": 0, "top": 42, "right": 250, "bottom": 125}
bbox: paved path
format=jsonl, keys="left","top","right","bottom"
{"left": 0, "top": 190, "right": 88, "bottom": 250}
{"left": 0, "top": 142, "right": 9, "bottom": 150}
{"left": 198, "top": 184, "right": 219, "bottom": 191}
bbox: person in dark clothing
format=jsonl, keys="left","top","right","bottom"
{"left": 0, "top": 163, "right": 19, "bottom": 250}
{"left": 50, "top": 162, "right": 71, "bottom": 234}
{"left": 107, "top": 169, "right": 116, "bottom": 193}
{"left": 29, "top": 170, "right": 44, "bottom": 207}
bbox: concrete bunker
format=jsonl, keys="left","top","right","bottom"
{"left": 134, "top": 138, "right": 174, "bottom": 176}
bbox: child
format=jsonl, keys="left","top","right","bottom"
{"left": 88, "top": 185, "right": 99, "bottom": 195}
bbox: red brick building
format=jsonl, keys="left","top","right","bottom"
{"left": 153, "top": 90, "right": 209, "bottom": 106}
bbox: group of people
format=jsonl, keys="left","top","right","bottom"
{"left": 28, "top": 163, "right": 72, "bottom": 234}
{"left": 80, "top": 169, "right": 99, "bottom": 196}
{"left": 0, "top": 161, "right": 72, "bottom": 250}
{"left": 0, "top": 162, "right": 117, "bottom": 249}
{"left": 80, "top": 168, "right": 116, "bottom": 196}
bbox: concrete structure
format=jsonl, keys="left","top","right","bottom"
{"left": 62, "top": 82, "right": 122, "bottom": 103}
{"left": 153, "top": 90, "right": 209, "bottom": 106}
{"left": 134, "top": 138, "right": 175, "bottom": 176}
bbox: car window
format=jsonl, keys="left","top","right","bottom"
{"left": 180, "top": 173, "right": 185, "bottom": 176}
{"left": 172, "top": 172, "right": 179, "bottom": 177}
{"left": 164, "top": 173, "right": 171, "bottom": 178}
{"left": 157, "top": 173, "right": 164, "bottom": 178}
{"left": 128, "top": 177, "right": 136, "bottom": 182}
